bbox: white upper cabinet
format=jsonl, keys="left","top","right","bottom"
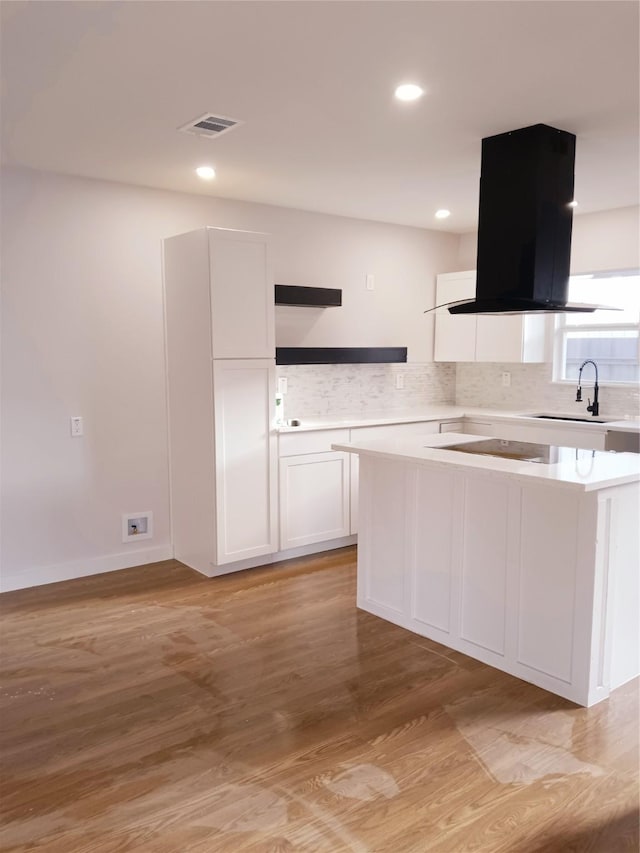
{"left": 164, "top": 227, "right": 274, "bottom": 360}
{"left": 434, "top": 271, "right": 546, "bottom": 363}
{"left": 433, "top": 272, "right": 477, "bottom": 362}
{"left": 209, "top": 228, "right": 274, "bottom": 359}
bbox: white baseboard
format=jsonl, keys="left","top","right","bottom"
{"left": 193, "top": 535, "right": 358, "bottom": 578}
{"left": 0, "top": 544, "right": 174, "bottom": 593}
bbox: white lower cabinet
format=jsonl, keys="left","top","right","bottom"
{"left": 279, "top": 452, "right": 350, "bottom": 548}
{"left": 278, "top": 420, "right": 444, "bottom": 547}
{"left": 276, "top": 417, "right": 608, "bottom": 557}
{"left": 213, "top": 360, "right": 278, "bottom": 564}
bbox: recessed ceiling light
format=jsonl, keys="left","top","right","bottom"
{"left": 395, "top": 83, "right": 424, "bottom": 102}
{"left": 196, "top": 166, "right": 216, "bottom": 180}
{"left": 435, "top": 209, "right": 451, "bottom": 219}
{"left": 568, "top": 200, "right": 578, "bottom": 208}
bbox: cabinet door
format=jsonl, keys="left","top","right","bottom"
{"left": 474, "top": 314, "right": 546, "bottom": 363}
{"left": 475, "top": 315, "right": 525, "bottom": 362}
{"left": 279, "top": 452, "right": 350, "bottom": 549}
{"left": 213, "top": 359, "right": 277, "bottom": 564}
{"left": 209, "top": 229, "right": 275, "bottom": 359}
{"left": 434, "top": 272, "right": 477, "bottom": 362}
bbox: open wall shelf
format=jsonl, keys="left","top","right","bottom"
{"left": 275, "top": 285, "right": 342, "bottom": 307}
{"left": 276, "top": 347, "right": 408, "bottom": 365}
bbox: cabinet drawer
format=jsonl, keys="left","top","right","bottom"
{"left": 351, "top": 421, "right": 440, "bottom": 442}
{"left": 279, "top": 428, "right": 350, "bottom": 457}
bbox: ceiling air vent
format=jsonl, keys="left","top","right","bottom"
{"left": 178, "top": 113, "right": 243, "bottom": 139}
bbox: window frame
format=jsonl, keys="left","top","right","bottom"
{"left": 552, "top": 269, "right": 640, "bottom": 388}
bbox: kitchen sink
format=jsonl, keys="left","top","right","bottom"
{"left": 528, "top": 413, "right": 616, "bottom": 424}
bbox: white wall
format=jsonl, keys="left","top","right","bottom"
{"left": 457, "top": 205, "right": 640, "bottom": 272}
{"left": 0, "top": 166, "right": 459, "bottom": 589}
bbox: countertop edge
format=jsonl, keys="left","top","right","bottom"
{"left": 277, "top": 407, "right": 639, "bottom": 434}
{"left": 331, "top": 434, "right": 640, "bottom": 491}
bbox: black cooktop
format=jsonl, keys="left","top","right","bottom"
{"left": 442, "top": 438, "right": 579, "bottom": 464}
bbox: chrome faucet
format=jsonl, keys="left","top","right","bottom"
{"left": 575, "top": 359, "right": 599, "bottom": 417}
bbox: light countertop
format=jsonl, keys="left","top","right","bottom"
{"left": 277, "top": 406, "right": 640, "bottom": 434}
{"left": 332, "top": 432, "right": 640, "bottom": 491}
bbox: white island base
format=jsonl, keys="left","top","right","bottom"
{"left": 335, "top": 435, "right": 639, "bottom": 707}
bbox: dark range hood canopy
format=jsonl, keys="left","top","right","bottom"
{"left": 448, "top": 123, "right": 599, "bottom": 315}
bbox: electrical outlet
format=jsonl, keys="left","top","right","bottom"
{"left": 277, "top": 377, "right": 288, "bottom": 394}
{"left": 122, "top": 512, "right": 153, "bottom": 542}
{"left": 501, "top": 372, "right": 511, "bottom": 388}
{"left": 70, "top": 416, "right": 83, "bottom": 437}
{"left": 396, "top": 374, "right": 405, "bottom": 390}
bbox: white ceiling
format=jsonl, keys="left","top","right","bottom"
{"left": 1, "top": 1, "right": 638, "bottom": 232}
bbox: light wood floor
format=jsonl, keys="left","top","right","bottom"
{"left": 1, "top": 547, "right": 638, "bottom": 852}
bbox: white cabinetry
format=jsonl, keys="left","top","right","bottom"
{"left": 356, "top": 453, "right": 639, "bottom": 706}
{"left": 209, "top": 228, "right": 274, "bottom": 358}
{"left": 164, "top": 227, "right": 277, "bottom": 575}
{"left": 279, "top": 452, "right": 350, "bottom": 548}
{"left": 348, "top": 421, "right": 441, "bottom": 534}
{"left": 434, "top": 271, "right": 545, "bottom": 363}
{"left": 278, "top": 421, "right": 444, "bottom": 544}
{"left": 213, "top": 360, "right": 277, "bottom": 563}
{"left": 433, "top": 272, "right": 477, "bottom": 362}
{"left": 278, "top": 429, "right": 350, "bottom": 549}
{"left": 279, "top": 421, "right": 440, "bottom": 551}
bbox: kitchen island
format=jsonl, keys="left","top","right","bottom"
{"left": 332, "top": 432, "right": 640, "bottom": 706}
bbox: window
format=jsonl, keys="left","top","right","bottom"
{"left": 554, "top": 270, "right": 640, "bottom": 384}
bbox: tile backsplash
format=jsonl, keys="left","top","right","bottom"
{"left": 276, "top": 363, "right": 456, "bottom": 418}
{"left": 455, "top": 362, "right": 640, "bottom": 416}
{"left": 276, "top": 361, "right": 639, "bottom": 420}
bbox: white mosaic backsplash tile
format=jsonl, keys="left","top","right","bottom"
{"left": 455, "top": 362, "right": 640, "bottom": 416}
{"left": 276, "top": 363, "right": 456, "bottom": 418}
{"left": 276, "top": 361, "right": 639, "bottom": 420}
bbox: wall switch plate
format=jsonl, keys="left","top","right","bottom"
{"left": 501, "top": 372, "right": 511, "bottom": 387}
{"left": 366, "top": 274, "right": 375, "bottom": 291}
{"left": 70, "top": 416, "right": 83, "bottom": 437}
{"left": 277, "top": 377, "right": 288, "bottom": 394}
{"left": 395, "top": 374, "right": 405, "bottom": 390}
{"left": 122, "top": 511, "right": 153, "bottom": 543}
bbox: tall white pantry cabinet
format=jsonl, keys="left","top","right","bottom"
{"left": 163, "top": 227, "right": 277, "bottom": 575}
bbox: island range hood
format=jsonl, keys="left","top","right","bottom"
{"left": 449, "top": 123, "right": 597, "bottom": 315}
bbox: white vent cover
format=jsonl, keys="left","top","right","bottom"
{"left": 178, "top": 112, "right": 243, "bottom": 139}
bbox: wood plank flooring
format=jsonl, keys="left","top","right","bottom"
{"left": 1, "top": 547, "right": 638, "bottom": 852}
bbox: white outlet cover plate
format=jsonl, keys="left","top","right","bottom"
{"left": 122, "top": 511, "right": 153, "bottom": 543}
